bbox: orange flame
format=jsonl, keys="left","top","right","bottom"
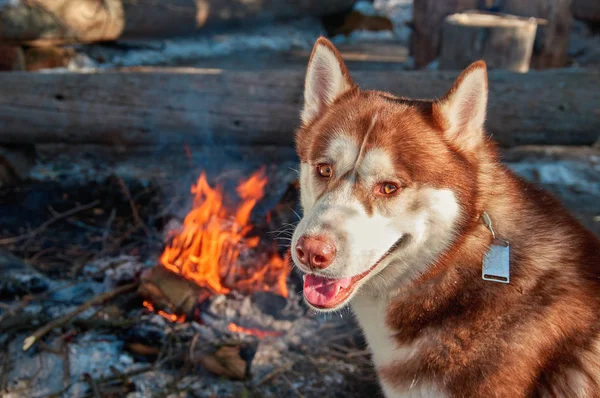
{"left": 228, "top": 323, "right": 283, "bottom": 338}
{"left": 143, "top": 301, "right": 186, "bottom": 323}
{"left": 159, "top": 168, "right": 290, "bottom": 297}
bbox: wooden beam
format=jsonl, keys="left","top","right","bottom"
{"left": 0, "top": 67, "right": 598, "bottom": 147}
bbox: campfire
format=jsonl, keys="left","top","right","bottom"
{"left": 0, "top": 158, "right": 376, "bottom": 397}
{"left": 161, "top": 168, "right": 289, "bottom": 297}
{"left": 140, "top": 168, "right": 291, "bottom": 328}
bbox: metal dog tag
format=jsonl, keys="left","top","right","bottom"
{"left": 481, "top": 212, "right": 510, "bottom": 283}
{"left": 482, "top": 239, "right": 510, "bottom": 283}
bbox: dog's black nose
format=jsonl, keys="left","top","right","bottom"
{"left": 296, "top": 236, "right": 336, "bottom": 270}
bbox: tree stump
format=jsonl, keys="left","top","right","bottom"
{"left": 411, "top": 0, "right": 479, "bottom": 68}
{"left": 411, "top": 0, "right": 571, "bottom": 69}
{"left": 439, "top": 12, "right": 538, "bottom": 72}
{"left": 572, "top": 0, "right": 600, "bottom": 23}
{"left": 502, "top": 0, "right": 571, "bottom": 69}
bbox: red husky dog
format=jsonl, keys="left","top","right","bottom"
{"left": 291, "top": 38, "right": 600, "bottom": 397}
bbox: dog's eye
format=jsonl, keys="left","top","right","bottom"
{"left": 317, "top": 164, "right": 333, "bottom": 178}
{"left": 380, "top": 183, "right": 398, "bottom": 195}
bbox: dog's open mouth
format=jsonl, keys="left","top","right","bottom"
{"left": 303, "top": 267, "right": 372, "bottom": 309}
{"left": 302, "top": 236, "right": 405, "bottom": 309}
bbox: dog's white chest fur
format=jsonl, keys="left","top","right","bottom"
{"left": 352, "top": 295, "right": 397, "bottom": 366}
{"left": 352, "top": 295, "right": 445, "bottom": 398}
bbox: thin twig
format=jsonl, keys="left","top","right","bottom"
{"left": 256, "top": 361, "right": 294, "bottom": 386}
{"left": 73, "top": 317, "right": 138, "bottom": 329}
{"left": 0, "top": 201, "right": 100, "bottom": 245}
{"left": 27, "top": 247, "right": 57, "bottom": 264}
{"left": 108, "top": 365, "right": 131, "bottom": 390}
{"left": 68, "top": 254, "right": 95, "bottom": 280}
{"left": 281, "top": 373, "right": 304, "bottom": 398}
{"left": 23, "top": 282, "right": 138, "bottom": 351}
{"left": 102, "top": 208, "right": 117, "bottom": 254}
{"left": 189, "top": 332, "right": 201, "bottom": 364}
{"left": 97, "top": 365, "right": 154, "bottom": 385}
{"left": 61, "top": 338, "right": 70, "bottom": 389}
{"left": 116, "top": 176, "right": 152, "bottom": 238}
{"left": 37, "top": 341, "right": 62, "bottom": 355}
{"left": 47, "top": 205, "right": 104, "bottom": 234}
{"left": 45, "top": 365, "right": 155, "bottom": 398}
{"left": 0, "top": 342, "right": 10, "bottom": 393}
{"left": 83, "top": 373, "right": 102, "bottom": 398}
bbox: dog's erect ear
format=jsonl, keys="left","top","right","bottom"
{"left": 301, "top": 37, "right": 354, "bottom": 126}
{"left": 433, "top": 61, "right": 488, "bottom": 152}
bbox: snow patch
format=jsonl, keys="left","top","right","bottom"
{"left": 0, "top": 0, "right": 21, "bottom": 7}
{"left": 332, "top": 30, "right": 397, "bottom": 45}
{"left": 78, "top": 18, "right": 324, "bottom": 69}
{"left": 509, "top": 160, "right": 600, "bottom": 195}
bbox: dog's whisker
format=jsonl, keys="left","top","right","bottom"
{"left": 290, "top": 208, "right": 302, "bottom": 221}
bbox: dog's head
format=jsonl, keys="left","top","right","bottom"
{"left": 291, "top": 38, "right": 491, "bottom": 312}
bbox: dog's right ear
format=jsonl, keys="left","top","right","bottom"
{"left": 301, "top": 37, "right": 354, "bottom": 126}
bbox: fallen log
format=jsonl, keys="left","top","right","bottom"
{"left": 0, "top": 0, "right": 355, "bottom": 46}
{"left": 0, "top": 67, "right": 598, "bottom": 147}
{"left": 502, "top": 0, "right": 572, "bottom": 69}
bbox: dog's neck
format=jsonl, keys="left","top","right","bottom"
{"left": 359, "top": 143, "right": 521, "bottom": 300}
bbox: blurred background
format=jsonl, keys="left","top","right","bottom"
{"left": 0, "top": 1, "right": 598, "bottom": 397}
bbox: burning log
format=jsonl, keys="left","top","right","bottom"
{"left": 0, "top": 68, "right": 598, "bottom": 147}
{"left": 139, "top": 169, "right": 291, "bottom": 323}
{"left": 138, "top": 265, "right": 209, "bottom": 318}
{"left": 158, "top": 169, "right": 290, "bottom": 298}
{"left": 227, "top": 323, "right": 282, "bottom": 338}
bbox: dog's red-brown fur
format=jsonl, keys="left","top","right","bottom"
{"left": 381, "top": 163, "right": 600, "bottom": 396}
{"left": 296, "top": 38, "right": 600, "bottom": 397}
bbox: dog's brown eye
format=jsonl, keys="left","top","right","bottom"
{"left": 317, "top": 164, "right": 333, "bottom": 178}
{"left": 380, "top": 183, "right": 398, "bottom": 195}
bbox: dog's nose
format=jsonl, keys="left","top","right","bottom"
{"left": 295, "top": 236, "right": 336, "bottom": 270}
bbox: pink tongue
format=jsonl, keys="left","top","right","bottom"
{"left": 303, "top": 274, "right": 353, "bottom": 307}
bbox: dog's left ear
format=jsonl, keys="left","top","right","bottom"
{"left": 433, "top": 61, "right": 488, "bottom": 152}
{"left": 301, "top": 37, "right": 354, "bottom": 126}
